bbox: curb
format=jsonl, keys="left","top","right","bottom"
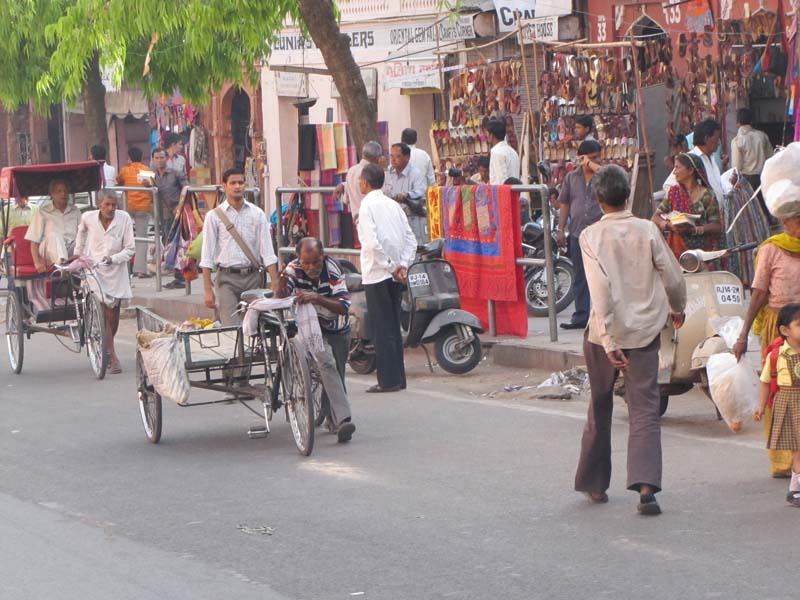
{"left": 491, "top": 341, "right": 584, "bottom": 372}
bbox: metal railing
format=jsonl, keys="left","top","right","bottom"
{"left": 273, "top": 183, "right": 559, "bottom": 342}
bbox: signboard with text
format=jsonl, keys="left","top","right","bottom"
{"left": 492, "top": 0, "right": 572, "bottom": 32}
{"left": 383, "top": 60, "right": 444, "bottom": 90}
{"left": 519, "top": 16, "right": 559, "bottom": 44}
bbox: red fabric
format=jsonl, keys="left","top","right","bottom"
{"left": 0, "top": 161, "right": 103, "bottom": 198}
{"left": 764, "top": 336, "right": 784, "bottom": 409}
{"left": 4, "top": 226, "right": 38, "bottom": 277}
{"left": 441, "top": 184, "right": 527, "bottom": 337}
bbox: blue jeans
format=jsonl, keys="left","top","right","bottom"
{"left": 570, "top": 234, "right": 590, "bottom": 324}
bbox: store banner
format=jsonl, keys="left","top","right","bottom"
{"left": 519, "top": 16, "right": 559, "bottom": 44}
{"left": 275, "top": 72, "right": 308, "bottom": 97}
{"left": 384, "top": 61, "right": 444, "bottom": 90}
{"left": 493, "top": 0, "right": 572, "bottom": 32}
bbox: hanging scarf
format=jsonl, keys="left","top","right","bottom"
{"left": 753, "top": 233, "right": 800, "bottom": 335}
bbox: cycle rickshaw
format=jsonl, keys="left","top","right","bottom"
{"left": 1, "top": 161, "right": 109, "bottom": 378}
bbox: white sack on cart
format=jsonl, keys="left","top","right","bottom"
{"left": 137, "top": 333, "right": 190, "bottom": 406}
{"left": 242, "top": 297, "right": 325, "bottom": 355}
{"left": 706, "top": 352, "right": 760, "bottom": 433}
{"left": 761, "top": 142, "right": 800, "bottom": 219}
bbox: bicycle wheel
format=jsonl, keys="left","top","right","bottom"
{"left": 283, "top": 338, "right": 314, "bottom": 456}
{"left": 136, "top": 351, "right": 162, "bottom": 443}
{"left": 85, "top": 294, "right": 108, "bottom": 379}
{"left": 5, "top": 289, "right": 24, "bottom": 374}
{"left": 309, "top": 365, "right": 329, "bottom": 427}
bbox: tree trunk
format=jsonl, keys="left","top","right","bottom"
{"left": 296, "top": 0, "right": 379, "bottom": 154}
{"left": 81, "top": 52, "right": 109, "bottom": 156}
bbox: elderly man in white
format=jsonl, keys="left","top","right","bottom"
{"left": 74, "top": 190, "right": 135, "bottom": 374}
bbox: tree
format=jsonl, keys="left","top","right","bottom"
{"left": 3, "top": 0, "right": 379, "bottom": 157}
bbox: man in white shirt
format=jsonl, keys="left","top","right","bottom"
{"left": 402, "top": 128, "right": 436, "bottom": 187}
{"left": 165, "top": 133, "right": 188, "bottom": 178}
{"left": 487, "top": 119, "right": 520, "bottom": 185}
{"left": 26, "top": 179, "right": 82, "bottom": 271}
{"left": 200, "top": 168, "right": 278, "bottom": 325}
{"left": 74, "top": 190, "right": 135, "bottom": 374}
{"left": 334, "top": 141, "right": 383, "bottom": 220}
{"left": 384, "top": 142, "right": 429, "bottom": 245}
{"left": 575, "top": 165, "right": 686, "bottom": 517}
{"left": 731, "top": 107, "right": 774, "bottom": 220}
{"left": 357, "top": 163, "right": 418, "bottom": 393}
{"left": 91, "top": 145, "right": 117, "bottom": 187}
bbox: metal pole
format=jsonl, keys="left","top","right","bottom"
{"left": 538, "top": 184, "right": 558, "bottom": 342}
{"left": 151, "top": 186, "right": 162, "bottom": 292}
{"left": 516, "top": 12, "right": 539, "bottom": 169}
{"left": 275, "top": 188, "right": 284, "bottom": 266}
{"left": 487, "top": 299, "right": 497, "bottom": 337}
{"left": 630, "top": 38, "right": 654, "bottom": 201}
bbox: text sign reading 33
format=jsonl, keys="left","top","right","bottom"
{"left": 715, "top": 284, "right": 742, "bottom": 305}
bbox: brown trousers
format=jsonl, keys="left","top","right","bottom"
{"left": 574, "top": 333, "right": 662, "bottom": 494}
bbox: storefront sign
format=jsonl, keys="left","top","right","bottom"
{"left": 331, "top": 68, "right": 378, "bottom": 99}
{"left": 519, "top": 16, "right": 559, "bottom": 44}
{"left": 384, "top": 60, "right": 444, "bottom": 90}
{"left": 493, "top": 0, "right": 572, "bottom": 32}
{"left": 270, "top": 16, "right": 476, "bottom": 63}
{"left": 275, "top": 71, "right": 308, "bottom": 97}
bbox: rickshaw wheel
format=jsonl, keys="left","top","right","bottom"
{"left": 85, "top": 294, "right": 108, "bottom": 379}
{"left": 5, "top": 289, "right": 24, "bottom": 374}
{"left": 136, "top": 352, "right": 162, "bottom": 443}
{"left": 285, "top": 338, "right": 314, "bottom": 456}
{"left": 309, "top": 365, "right": 329, "bottom": 427}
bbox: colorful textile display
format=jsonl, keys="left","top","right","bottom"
{"left": 426, "top": 187, "right": 443, "bottom": 240}
{"left": 316, "top": 124, "right": 337, "bottom": 170}
{"left": 722, "top": 178, "right": 770, "bottom": 287}
{"left": 334, "top": 124, "right": 349, "bottom": 175}
{"left": 441, "top": 184, "right": 527, "bottom": 337}
{"left": 346, "top": 126, "right": 358, "bottom": 167}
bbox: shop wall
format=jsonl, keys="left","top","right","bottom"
{"left": 65, "top": 113, "right": 87, "bottom": 163}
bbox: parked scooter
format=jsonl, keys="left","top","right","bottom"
{"left": 522, "top": 218, "right": 575, "bottom": 317}
{"left": 657, "top": 241, "right": 759, "bottom": 416}
{"left": 345, "top": 239, "right": 484, "bottom": 375}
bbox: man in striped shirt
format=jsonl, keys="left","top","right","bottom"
{"left": 277, "top": 237, "right": 356, "bottom": 443}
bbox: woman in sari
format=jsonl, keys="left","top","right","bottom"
{"left": 653, "top": 153, "right": 723, "bottom": 258}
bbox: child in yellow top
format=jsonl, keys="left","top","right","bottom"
{"left": 754, "top": 303, "right": 800, "bottom": 507}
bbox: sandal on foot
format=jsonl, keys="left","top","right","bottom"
{"left": 637, "top": 493, "right": 661, "bottom": 516}
{"left": 583, "top": 491, "right": 609, "bottom": 504}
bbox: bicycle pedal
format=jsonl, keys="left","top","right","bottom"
{"left": 247, "top": 426, "right": 269, "bottom": 439}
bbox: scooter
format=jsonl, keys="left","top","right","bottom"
{"left": 345, "top": 239, "right": 484, "bottom": 375}
{"left": 522, "top": 219, "right": 575, "bottom": 317}
{"left": 657, "top": 241, "right": 759, "bottom": 416}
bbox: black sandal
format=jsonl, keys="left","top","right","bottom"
{"left": 637, "top": 493, "right": 661, "bottom": 516}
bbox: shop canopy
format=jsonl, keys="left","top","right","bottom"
{"left": 0, "top": 161, "right": 103, "bottom": 199}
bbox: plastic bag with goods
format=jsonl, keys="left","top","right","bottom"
{"left": 705, "top": 352, "right": 760, "bottom": 432}
{"left": 136, "top": 328, "right": 190, "bottom": 405}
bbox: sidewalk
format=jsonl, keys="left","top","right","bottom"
{"left": 124, "top": 279, "right": 584, "bottom": 370}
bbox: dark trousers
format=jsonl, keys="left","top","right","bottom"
{"left": 569, "top": 234, "right": 590, "bottom": 324}
{"left": 574, "top": 333, "right": 662, "bottom": 494}
{"left": 364, "top": 278, "right": 406, "bottom": 389}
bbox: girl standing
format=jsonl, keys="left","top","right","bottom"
{"left": 754, "top": 303, "right": 800, "bottom": 506}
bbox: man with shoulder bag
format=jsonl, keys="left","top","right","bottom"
{"left": 200, "top": 168, "right": 278, "bottom": 325}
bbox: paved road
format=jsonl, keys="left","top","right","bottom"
{"left": 0, "top": 318, "right": 795, "bottom": 599}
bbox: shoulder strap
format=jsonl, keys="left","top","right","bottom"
{"left": 214, "top": 206, "right": 262, "bottom": 269}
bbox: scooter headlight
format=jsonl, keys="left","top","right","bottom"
{"left": 678, "top": 250, "right": 702, "bottom": 273}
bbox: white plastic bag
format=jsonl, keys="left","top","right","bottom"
{"left": 138, "top": 334, "right": 190, "bottom": 406}
{"left": 710, "top": 316, "right": 752, "bottom": 351}
{"left": 706, "top": 352, "right": 760, "bottom": 432}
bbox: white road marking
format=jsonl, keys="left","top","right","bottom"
{"left": 298, "top": 460, "right": 372, "bottom": 482}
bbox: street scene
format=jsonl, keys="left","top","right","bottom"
{"left": 2, "top": 0, "right": 800, "bottom": 598}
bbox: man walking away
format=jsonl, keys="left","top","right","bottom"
{"left": 334, "top": 141, "right": 383, "bottom": 220}
{"left": 574, "top": 165, "right": 686, "bottom": 515}
{"left": 277, "top": 237, "right": 356, "bottom": 442}
{"left": 557, "top": 139, "right": 603, "bottom": 330}
{"left": 402, "top": 128, "right": 436, "bottom": 187}
{"left": 358, "top": 163, "right": 418, "bottom": 393}
{"left": 487, "top": 119, "right": 520, "bottom": 185}
{"left": 116, "top": 147, "right": 152, "bottom": 278}
{"left": 731, "top": 108, "right": 774, "bottom": 222}
{"left": 90, "top": 144, "right": 116, "bottom": 187}
{"left": 200, "top": 168, "right": 279, "bottom": 325}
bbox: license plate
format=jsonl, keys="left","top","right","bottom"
{"left": 715, "top": 284, "right": 742, "bottom": 305}
{"left": 408, "top": 273, "right": 429, "bottom": 287}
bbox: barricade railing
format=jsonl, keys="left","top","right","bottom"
{"left": 273, "top": 183, "right": 558, "bottom": 343}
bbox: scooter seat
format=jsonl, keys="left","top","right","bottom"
{"left": 414, "top": 293, "right": 460, "bottom": 312}
{"left": 241, "top": 288, "right": 273, "bottom": 303}
{"left": 345, "top": 272, "right": 363, "bottom": 292}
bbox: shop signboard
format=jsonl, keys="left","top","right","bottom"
{"left": 519, "top": 16, "right": 559, "bottom": 44}
{"left": 275, "top": 71, "right": 308, "bottom": 97}
{"left": 383, "top": 60, "right": 444, "bottom": 90}
{"left": 270, "top": 16, "right": 476, "bottom": 64}
{"left": 331, "top": 68, "right": 378, "bottom": 99}
{"left": 493, "top": 0, "right": 572, "bottom": 32}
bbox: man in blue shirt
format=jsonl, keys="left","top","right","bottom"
{"left": 384, "top": 142, "right": 428, "bottom": 245}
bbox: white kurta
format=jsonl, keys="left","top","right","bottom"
{"left": 24, "top": 201, "right": 82, "bottom": 265}
{"left": 74, "top": 210, "right": 135, "bottom": 304}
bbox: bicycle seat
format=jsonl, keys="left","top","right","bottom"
{"left": 345, "top": 273, "right": 363, "bottom": 292}
{"left": 240, "top": 288, "right": 274, "bottom": 303}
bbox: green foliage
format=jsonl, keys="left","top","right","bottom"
{"left": 0, "top": 0, "right": 305, "bottom": 112}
